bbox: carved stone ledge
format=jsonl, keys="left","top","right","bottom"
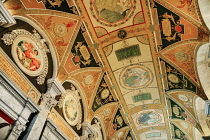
{"left": 81, "top": 122, "right": 95, "bottom": 139}
{"left": 47, "top": 78, "right": 66, "bottom": 98}
{"left": 0, "top": 1, "right": 16, "bottom": 27}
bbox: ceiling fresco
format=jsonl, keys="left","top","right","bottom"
{"left": 1, "top": 0, "right": 210, "bottom": 139}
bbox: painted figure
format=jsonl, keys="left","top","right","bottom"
{"left": 17, "top": 41, "right": 41, "bottom": 71}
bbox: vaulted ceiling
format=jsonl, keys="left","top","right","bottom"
{"left": 1, "top": 0, "right": 210, "bottom": 139}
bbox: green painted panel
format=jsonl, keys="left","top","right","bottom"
{"left": 146, "top": 132, "right": 161, "bottom": 138}
{"left": 115, "top": 45, "right": 141, "bottom": 61}
{"left": 132, "top": 93, "right": 151, "bottom": 102}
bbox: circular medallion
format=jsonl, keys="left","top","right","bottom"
{"left": 120, "top": 65, "right": 153, "bottom": 89}
{"left": 101, "top": 88, "right": 110, "bottom": 99}
{"left": 12, "top": 36, "right": 45, "bottom": 76}
{"left": 137, "top": 111, "right": 161, "bottom": 126}
{"left": 178, "top": 94, "right": 188, "bottom": 101}
{"left": 175, "top": 52, "right": 188, "bottom": 61}
{"left": 54, "top": 24, "right": 67, "bottom": 37}
{"left": 90, "top": 0, "right": 136, "bottom": 26}
{"left": 84, "top": 75, "right": 94, "bottom": 85}
{"left": 63, "top": 94, "right": 81, "bottom": 126}
{"left": 118, "top": 30, "right": 127, "bottom": 39}
{"left": 175, "top": 25, "right": 183, "bottom": 32}
{"left": 167, "top": 73, "right": 179, "bottom": 83}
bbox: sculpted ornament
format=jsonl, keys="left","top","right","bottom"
{"left": 42, "top": 92, "right": 58, "bottom": 109}
{"left": 1, "top": 29, "right": 49, "bottom": 85}
{"left": 13, "top": 121, "right": 26, "bottom": 135}
{"left": 92, "top": 119, "right": 103, "bottom": 140}
{"left": 59, "top": 89, "right": 82, "bottom": 130}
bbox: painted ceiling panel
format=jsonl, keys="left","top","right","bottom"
{"left": 28, "top": 14, "right": 79, "bottom": 62}
{"left": 1, "top": 0, "right": 210, "bottom": 139}
{"left": 161, "top": 42, "right": 199, "bottom": 83}
{"left": 82, "top": 0, "right": 145, "bottom": 36}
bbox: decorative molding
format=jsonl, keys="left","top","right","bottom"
{"left": 0, "top": 0, "right": 16, "bottom": 27}
{"left": 48, "top": 108, "right": 79, "bottom": 139}
{"left": 42, "top": 119, "right": 69, "bottom": 140}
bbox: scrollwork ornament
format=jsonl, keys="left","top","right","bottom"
{"left": 1, "top": 29, "right": 49, "bottom": 85}
{"left": 57, "top": 93, "right": 67, "bottom": 108}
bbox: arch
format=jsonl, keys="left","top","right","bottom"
{"left": 195, "top": 97, "right": 210, "bottom": 136}
{"left": 13, "top": 15, "right": 58, "bottom": 78}
{"left": 196, "top": 43, "right": 210, "bottom": 99}
{"left": 198, "top": 0, "right": 210, "bottom": 31}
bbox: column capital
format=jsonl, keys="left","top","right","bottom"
{"left": 41, "top": 91, "right": 58, "bottom": 110}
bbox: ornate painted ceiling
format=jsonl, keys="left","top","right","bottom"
{"left": 1, "top": 0, "right": 210, "bottom": 139}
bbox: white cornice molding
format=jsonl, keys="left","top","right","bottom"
{"left": 47, "top": 78, "right": 66, "bottom": 97}
{"left": 0, "top": 0, "right": 16, "bottom": 27}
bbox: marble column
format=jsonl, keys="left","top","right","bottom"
{"left": 21, "top": 78, "right": 65, "bottom": 140}
{"left": 7, "top": 121, "right": 26, "bottom": 140}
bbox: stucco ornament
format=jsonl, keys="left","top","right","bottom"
{"left": 59, "top": 89, "right": 82, "bottom": 130}
{"left": 1, "top": 29, "right": 49, "bottom": 85}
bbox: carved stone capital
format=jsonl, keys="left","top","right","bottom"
{"left": 12, "top": 121, "right": 26, "bottom": 135}
{"left": 41, "top": 92, "right": 58, "bottom": 110}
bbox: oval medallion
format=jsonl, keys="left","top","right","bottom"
{"left": 120, "top": 65, "right": 153, "bottom": 89}
{"left": 63, "top": 94, "right": 81, "bottom": 126}
{"left": 137, "top": 111, "right": 161, "bottom": 126}
{"left": 175, "top": 52, "right": 188, "bottom": 61}
{"left": 12, "top": 36, "right": 45, "bottom": 76}
{"left": 168, "top": 73, "right": 179, "bottom": 83}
